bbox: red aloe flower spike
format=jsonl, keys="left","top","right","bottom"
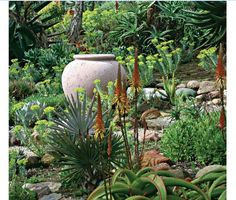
{"left": 219, "top": 108, "right": 226, "bottom": 129}
{"left": 121, "top": 78, "right": 129, "bottom": 110}
{"left": 116, "top": 0, "right": 119, "bottom": 13}
{"left": 132, "top": 48, "right": 141, "bottom": 89}
{"left": 115, "top": 64, "right": 122, "bottom": 101}
{"left": 94, "top": 93, "right": 105, "bottom": 140}
{"left": 107, "top": 131, "right": 112, "bottom": 158}
{"left": 216, "top": 43, "right": 225, "bottom": 79}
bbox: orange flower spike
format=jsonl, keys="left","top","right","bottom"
{"left": 115, "top": 64, "right": 122, "bottom": 102}
{"left": 121, "top": 79, "right": 129, "bottom": 110}
{"left": 132, "top": 48, "right": 141, "bottom": 90}
{"left": 94, "top": 93, "right": 105, "bottom": 140}
{"left": 216, "top": 43, "right": 225, "bottom": 79}
{"left": 219, "top": 108, "right": 226, "bottom": 129}
{"left": 107, "top": 132, "right": 112, "bottom": 157}
{"left": 116, "top": 0, "right": 119, "bottom": 13}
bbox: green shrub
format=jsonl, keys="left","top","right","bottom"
{"left": 160, "top": 112, "right": 226, "bottom": 165}
{"left": 197, "top": 47, "right": 217, "bottom": 72}
{"left": 9, "top": 80, "right": 36, "bottom": 101}
{"left": 9, "top": 150, "right": 37, "bottom": 200}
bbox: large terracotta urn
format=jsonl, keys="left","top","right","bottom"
{"left": 62, "top": 54, "right": 126, "bottom": 99}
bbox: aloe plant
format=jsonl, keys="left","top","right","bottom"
{"left": 184, "top": 1, "right": 226, "bottom": 48}
{"left": 88, "top": 167, "right": 209, "bottom": 199}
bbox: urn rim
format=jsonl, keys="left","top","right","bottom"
{"left": 73, "top": 54, "right": 115, "bottom": 61}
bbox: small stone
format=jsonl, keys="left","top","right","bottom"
{"left": 176, "top": 83, "right": 186, "bottom": 89}
{"left": 37, "top": 186, "right": 52, "bottom": 199}
{"left": 23, "top": 184, "right": 51, "bottom": 199}
{"left": 156, "top": 83, "right": 164, "bottom": 89}
{"left": 138, "top": 129, "right": 160, "bottom": 143}
{"left": 26, "top": 155, "right": 41, "bottom": 168}
{"left": 153, "top": 163, "right": 171, "bottom": 171}
{"left": 196, "top": 165, "right": 225, "bottom": 178}
{"left": 168, "top": 168, "right": 185, "bottom": 179}
{"left": 187, "top": 80, "right": 200, "bottom": 90}
{"left": 209, "top": 91, "right": 220, "bottom": 99}
{"left": 155, "top": 89, "right": 168, "bottom": 100}
{"left": 197, "top": 81, "right": 217, "bottom": 95}
{"left": 212, "top": 98, "right": 221, "bottom": 105}
{"left": 176, "top": 88, "right": 197, "bottom": 98}
{"left": 146, "top": 116, "right": 173, "bottom": 129}
{"left": 39, "top": 193, "right": 62, "bottom": 200}
{"left": 195, "top": 95, "right": 205, "bottom": 104}
{"left": 41, "top": 153, "right": 55, "bottom": 167}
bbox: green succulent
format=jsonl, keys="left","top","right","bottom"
{"left": 184, "top": 1, "right": 226, "bottom": 48}
{"left": 88, "top": 167, "right": 209, "bottom": 199}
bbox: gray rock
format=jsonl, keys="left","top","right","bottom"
{"left": 138, "top": 129, "right": 160, "bottom": 142}
{"left": 176, "top": 88, "right": 197, "bottom": 97}
{"left": 155, "top": 89, "right": 168, "bottom": 100}
{"left": 209, "top": 91, "right": 220, "bottom": 99}
{"left": 176, "top": 83, "right": 186, "bottom": 89}
{"left": 156, "top": 83, "right": 164, "bottom": 89}
{"left": 197, "top": 81, "right": 217, "bottom": 94}
{"left": 146, "top": 116, "right": 173, "bottom": 129}
{"left": 168, "top": 168, "right": 185, "bottom": 179}
{"left": 39, "top": 193, "right": 62, "bottom": 200}
{"left": 37, "top": 187, "right": 52, "bottom": 199}
{"left": 9, "top": 146, "right": 40, "bottom": 168}
{"left": 187, "top": 80, "right": 200, "bottom": 90}
{"left": 195, "top": 94, "right": 205, "bottom": 104}
{"left": 196, "top": 165, "right": 225, "bottom": 178}
{"left": 23, "top": 182, "right": 61, "bottom": 193}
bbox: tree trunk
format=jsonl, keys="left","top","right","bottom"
{"left": 68, "top": 1, "right": 84, "bottom": 44}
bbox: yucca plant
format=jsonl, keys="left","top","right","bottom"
{"left": 88, "top": 167, "right": 209, "bottom": 199}
{"left": 52, "top": 92, "right": 96, "bottom": 140}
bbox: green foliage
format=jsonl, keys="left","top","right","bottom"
{"left": 9, "top": 79, "right": 36, "bottom": 101}
{"left": 88, "top": 167, "right": 208, "bottom": 199}
{"left": 9, "top": 1, "right": 65, "bottom": 60}
{"left": 82, "top": 4, "right": 121, "bottom": 53}
{"left": 52, "top": 92, "right": 97, "bottom": 139}
{"left": 160, "top": 75, "right": 177, "bottom": 105}
{"left": 184, "top": 1, "right": 226, "bottom": 47}
{"left": 160, "top": 112, "right": 226, "bottom": 165}
{"left": 10, "top": 177, "right": 37, "bottom": 200}
{"left": 9, "top": 149, "right": 37, "bottom": 200}
{"left": 153, "top": 40, "right": 182, "bottom": 78}
{"left": 197, "top": 47, "right": 217, "bottom": 72}
{"left": 48, "top": 131, "right": 125, "bottom": 190}
{"left": 191, "top": 166, "right": 226, "bottom": 200}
